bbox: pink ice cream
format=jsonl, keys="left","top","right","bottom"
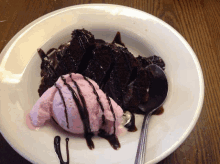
{"left": 28, "top": 73, "right": 124, "bottom": 135}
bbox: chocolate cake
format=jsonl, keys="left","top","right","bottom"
{"left": 38, "top": 29, "right": 165, "bottom": 114}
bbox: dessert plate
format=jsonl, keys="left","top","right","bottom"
{"left": 0, "top": 4, "right": 204, "bottom": 164}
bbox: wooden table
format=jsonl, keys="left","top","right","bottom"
{"left": 0, "top": 0, "right": 219, "bottom": 164}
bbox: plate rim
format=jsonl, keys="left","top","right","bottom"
{"left": 0, "top": 4, "right": 204, "bottom": 164}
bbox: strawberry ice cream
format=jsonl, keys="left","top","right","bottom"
{"left": 27, "top": 73, "right": 124, "bottom": 149}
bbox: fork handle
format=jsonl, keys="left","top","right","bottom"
{"left": 134, "top": 112, "right": 152, "bottom": 164}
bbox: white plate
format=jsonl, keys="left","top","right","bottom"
{"left": 0, "top": 4, "right": 204, "bottom": 164}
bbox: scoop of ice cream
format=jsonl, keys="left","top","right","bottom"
{"left": 29, "top": 73, "right": 124, "bottom": 135}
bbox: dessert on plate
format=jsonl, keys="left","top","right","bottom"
{"left": 27, "top": 29, "right": 165, "bottom": 163}
{"left": 37, "top": 29, "right": 165, "bottom": 114}
{"left": 29, "top": 73, "right": 124, "bottom": 150}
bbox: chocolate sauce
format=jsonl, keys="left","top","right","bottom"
{"left": 152, "top": 106, "right": 164, "bottom": 115}
{"left": 112, "top": 32, "right": 125, "bottom": 47}
{"left": 83, "top": 76, "right": 106, "bottom": 125}
{"left": 98, "top": 95, "right": 120, "bottom": 149}
{"left": 55, "top": 83, "right": 69, "bottom": 128}
{"left": 98, "top": 129, "right": 121, "bottom": 150}
{"left": 69, "top": 74, "right": 88, "bottom": 117}
{"left": 124, "top": 112, "right": 137, "bottom": 132}
{"left": 54, "top": 136, "right": 69, "bottom": 164}
{"left": 83, "top": 75, "right": 121, "bottom": 149}
{"left": 61, "top": 76, "right": 95, "bottom": 149}
{"left": 106, "top": 96, "right": 116, "bottom": 134}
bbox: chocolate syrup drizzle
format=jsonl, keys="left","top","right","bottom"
{"left": 61, "top": 75, "right": 95, "bottom": 150}
{"left": 69, "top": 74, "right": 88, "bottom": 116}
{"left": 106, "top": 96, "right": 116, "bottom": 134}
{"left": 83, "top": 75, "right": 120, "bottom": 149}
{"left": 54, "top": 136, "right": 69, "bottom": 164}
{"left": 56, "top": 75, "right": 120, "bottom": 150}
{"left": 54, "top": 83, "right": 69, "bottom": 129}
{"left": 83, "top": 76, "right": 106, "bottom": 125}
{"left": 97, "top": 95, "right": 121, "bottom": 150}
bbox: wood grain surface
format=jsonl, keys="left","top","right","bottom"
{"left": 0, "top": 0, "right": 219, "bottom": 164}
